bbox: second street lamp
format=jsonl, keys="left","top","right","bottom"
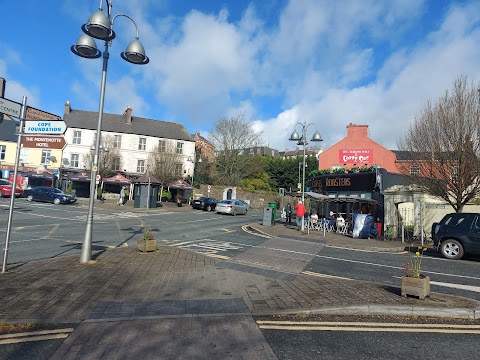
{"left": 289, "top": 122, "right": 322, "bottom": 231}
{"left": 71, "top": 0, "right": 149, "bottom": 263}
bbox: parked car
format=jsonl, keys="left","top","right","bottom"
{"left": 216, "top": 199, "right": 248, "bottom": 216}
{"left": 26, "top": 186, "right": 77, "bottom": 205}
{"left": 191, "top": 197, "right": 218, "bottom": 211}
{"left": 432, "top": 212, "right": 480, "bottom": 260}
{"left": 238, "top": 199, "right": 251, "bottom": 211}
{"left": 0, "top": 179, "right": 24, "bottom": 197}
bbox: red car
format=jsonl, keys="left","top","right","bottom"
{"left": 0, "top": 179, "right": 24, "bottom": 197}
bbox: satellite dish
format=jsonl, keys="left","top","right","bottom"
{"left": 47, "top": 156, "right": 57, "bottom": 163}
{"left": 62, "top": 158, "right": 70, "bottom": 165}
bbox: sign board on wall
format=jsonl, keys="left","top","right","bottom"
{"left": 22, "top": 135, "right": 66, "bottom": 150}
{"left": 339, "top": 149, "right": 373, "bottom": 164}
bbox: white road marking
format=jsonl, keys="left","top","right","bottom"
{"left": 392, "top": 276, "right": 480, "bottom": 293}
{"left": 326, "top": 245, "right": 408, "bottom": 254}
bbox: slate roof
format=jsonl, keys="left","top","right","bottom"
{"left": 63, "top": 110, "right": 194, "bottom": 142}
{"left": 0, "top": 119, "right": 17, "bottom": 142}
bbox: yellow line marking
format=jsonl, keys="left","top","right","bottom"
{"left": 0, "top": 333, "right": 70, "bottom": 344}
{"left": 301, "top": 271, "right": 353, "bottom": 281}
{"left": 256, "top": 321, "right": 480, "bottom": 328}
{"left": 206, "top": 254, "right": 231, "bottom": 260}
{"left": 0, "top": 328, "right": 75, "bottom": 339}
{"left": 241, "top": 225, "right": 271, "bottom": 238}
{"left": 257, "top": 325, "right": 480, "bottom": 333}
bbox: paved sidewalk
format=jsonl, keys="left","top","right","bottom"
{"left": 1, "top": 218, "right": 479, "bottom": 359}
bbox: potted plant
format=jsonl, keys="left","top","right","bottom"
{"left": 137, "top": 227, "right": 157, "bottom": 253}
{"left": 401, "top": 245, "right": 430, "bottom": 299}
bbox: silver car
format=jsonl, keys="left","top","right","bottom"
{"left": 216, "top": 199, "right": 248, "bottom": 216}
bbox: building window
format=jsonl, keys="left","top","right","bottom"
{"left": 158, "top": 140, "right": 166, "bottom": 152}
{"left": 19, "top": 148, "right": 29, "bottom": 164}
{"left": 410, "top": 164, "right": 420, "bottom": 176}
{"left": 137, "top": 160, "right": 145, "bottom": 173}
{"left": 114, "top": 135, "right": 122, "bottom": 148}
{"left": 72, "top": 130, "right": 82, "bottom": 144}
{"left": 175, "top": 163, "right": 183, "bottom": 176}
{"left": 112, "top": 157, "right": 121, "bottom": 171}
{"left": 70, "top": 154, "right": 79, "bottom": 168}
{"left": 0, "top": 145, "right": 5, "bottom": 161}
{"left": 92, "top": 131, "right": 97, "bottom": 146}
{"left": 138, "top": 137, "right": 146, "bottom": 151}
{"left": 41, "top": 150, "right": 51, "bottom": 165}
{"left": 176, "top": 142, "right": 184, "bottom": 155}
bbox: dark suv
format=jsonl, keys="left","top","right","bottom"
{"left": 432, "top": 213, "right": 480, "bottom": 260}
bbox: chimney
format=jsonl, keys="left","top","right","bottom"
{"left": 346, "top": 123, "right": 368, "bottom": 139}
{"left": 64, "top": 100, "right": 71, "bottom": 114}
{"left": 124, "top": 105, "right": 132, "bottom": 124}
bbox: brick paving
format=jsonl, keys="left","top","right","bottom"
{"left": 1, "top": 219, "right": 479, "bottom": 359}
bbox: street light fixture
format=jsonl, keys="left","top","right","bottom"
{"left": 289, "top": 122, "right": 322, "bottom": 231}
{"left": 71, "top": 0, "right": 149, "bottom": 263}
{"left": 187, "top": 152, "right": 202, "bottom": 204}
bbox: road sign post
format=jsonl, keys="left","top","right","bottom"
{"left": 24, "top": 120, "right": 67, "bottom": 135}
{"left": 0, "top": 97, "right": 22, "bottom": 118}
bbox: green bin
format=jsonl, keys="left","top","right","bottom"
{"left": 268, "top": 201, "right": 277, "bottom": 221}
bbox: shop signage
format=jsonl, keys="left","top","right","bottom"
{"left": 26, "top": 106, "right": 62, "bottom": 120}
{"left": 312, "top": 172, "right": 377, "bottom": 193}
{"left": 24, "top": 120, "right": 67, "bottom": 135}
{"left": 22, "top": 135, "right": 66, "bottom": 150}
{"left": 0, "top": 97, "right": 21, "bottom": 118}
{"left": 339, "top": 149, "right": 373, "bottom": 164}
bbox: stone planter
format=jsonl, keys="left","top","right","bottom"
{"left": 137, "top": 239, "right": 158, "bottom": 253}
{"left": 401, "top": 275, "right": 430, "bottom": 299}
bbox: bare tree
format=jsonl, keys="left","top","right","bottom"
{"left": 397, "top": 76, "right": 480, "bottom": 212}
{"left": 208, "top": 113, "right": 263, "bottom": 185}
{"left": 83, "top": 134, "right": 121, "bottom": 177}
{"left": 147, "top": 142, "right": 183, "bottom": 185}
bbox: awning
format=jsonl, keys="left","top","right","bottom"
{"left": 19, "top": 170, "right": 56, "bottom": 180}
{"left": 288, "top": 191, "right": 379, "bottom": 205}
{"left": 103, "top": 173, "right": 132, "bottom": 184}
{"left": 168, "top": 179, "right": 194, "bottom": 190}
{"left": 67, "top": 171, "right": 91, "bottom": 182}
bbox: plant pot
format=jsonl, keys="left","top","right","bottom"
{"left": 137, "top": 239, "right": 158, "bottom": 253}
{"left": 401, "top": 275, "right": 430, "bottom": 299}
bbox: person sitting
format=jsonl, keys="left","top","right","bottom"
{"left": 327, "top": 211, "right": 336, "bottom": 231}
{"left": 310, "top": 211, "right": 319, "bottom": 222}
{"left": 336, "top": 214, "right": 346, "bottom": 233}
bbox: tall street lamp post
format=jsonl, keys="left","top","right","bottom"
{"left": 71, "top": 0, "right": 149, "bottom": 263}
{"left": 188, "top": 152, "right": 202, "bottom": 204}
{"left": 289, "top": 122, "right": 322, "bottom": 231}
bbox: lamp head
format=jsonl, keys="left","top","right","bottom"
{"left": 311, "top": 130, "right": 323, "bottom": 142}
{"left": 81, "top": 10, "right": 116, "bottom": 41}
{"left": 71, "top": 34, "right": 101, "bottom": 59}
{"left": 121, "top": 39, "right": 149, "bottom": 64}
{"left": 289, "top": 130, "right": 300, "bottom": 141}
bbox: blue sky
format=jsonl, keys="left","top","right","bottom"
{"left": 1, "top": 0, "right": 479, "bottom": 152}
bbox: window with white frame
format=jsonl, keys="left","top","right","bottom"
{"left": 92, "top": 131, "right": 97, "bottom": 146}
{"left": 158, "top": 140, "right": 166, "bottom": 152}
{"left": 114, "top": 135, "right": 122, "bottom": 148}
{"left": 138, "top": 137, "right": 146, "bottom": 151}
{"left": 176, "top": 142, "right": 184, "bottom": 155}
{"left": 0, "top": 145, "right": 6, "bottom": 161}
{"left": 41, "top": 150, "right": 51, "bottom": 165}
{"left": 19, "top": 148, "right": 29, "bottom": 164}
{"left": 70, "top": 154, "right": 80, "bottom": 168}
{"left": 175, "top": 163, "right": 183, "bottom": 176}
{"left": 137, "top": 160, "right": 145, "bottom": 173}
{"left": 112, "top": 157, "right": 121, "bottom": 171}
{"left": 410, "top": 164, "right": 420, "bottom": 176}
{"left": 73, "top": 130, "right": 82, "bottom": 144}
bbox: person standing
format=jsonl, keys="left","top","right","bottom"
{"left": 119, "top": 187, "right": 126, "bottom": 206}
{"left": 294, "top": 200, "right": 306, "bottom": 231}
{"left": 285, "top": 203, "right": 292, "bottom": 225}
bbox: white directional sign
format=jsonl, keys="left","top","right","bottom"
{"left": 24, "top": 120, "right": 67, "bottom": 135}
{"left": 0, "top": 97, "right": 22, "bottom": 118}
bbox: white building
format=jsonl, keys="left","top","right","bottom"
{"left": 62, "top": 101, "right": 195, "bottom": 179}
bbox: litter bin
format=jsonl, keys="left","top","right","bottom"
{"left": 268, "top": 202, "right": 277, "bottom": 222}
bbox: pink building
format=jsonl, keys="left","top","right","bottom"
{"left": 318, "top": 123, "right": 397, "bottom": 173}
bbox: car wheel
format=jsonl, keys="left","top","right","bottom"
{"left": 53, "top": 198, "right": 61, "bottom": 205}
{"left": 441, "top": 239, "right": 464, "bottom": 260}
{"left": 206, "top": 205, "right": 212, "bottom": 212}
{"left": 232, "top": 210, "right": 236, "bottom": 216}
{"left": 27, "top": 195, "right": 33, "bottom": 202}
